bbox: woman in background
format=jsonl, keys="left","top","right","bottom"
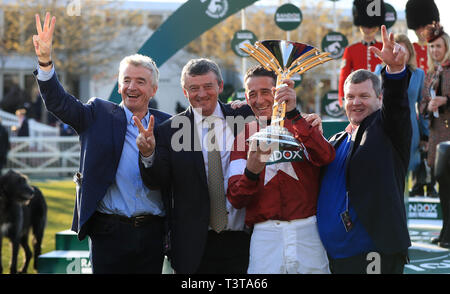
{"left": 375, "top": 34, "right": 428, "bottom": 195}
{"left": 420, "top": 23, "right": 450, "bottom": 248}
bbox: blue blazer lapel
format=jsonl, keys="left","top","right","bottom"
{"left": 111, "top": 104, "right": 127, "bottom": 162}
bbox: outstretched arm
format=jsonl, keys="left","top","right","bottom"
{"left": 33, "top": 12, "right": 56, "bottom": 71}
{"left": 33, "top": 12, "right": 94, "bottom": 134}
{"left": 371, "top": 25, "right": 411, "bottom": 167}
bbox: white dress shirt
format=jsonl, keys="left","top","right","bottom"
{"left": 142, "top": 102, "right": 246, "bottom": 231}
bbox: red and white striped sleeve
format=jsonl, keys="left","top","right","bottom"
{"left": 226, "top": 124, "right": 259, "bottom": 209}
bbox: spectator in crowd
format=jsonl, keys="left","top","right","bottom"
{"left": 0, "top": 82, "right": 30, "bottom": 114}
{"left": 15, "top": 108, "right": 29, "bottom": 137}
{"left": 405, "top": 0, "right": 440, "bottom": 74}
{"left": 0, "top": 119, "right": 10, "bottom": 175}
{"left": 338, "top": 0, "right": 385, "bottom": 106}
{"left": 419, "top": 22, "right": 450, "bottom": 247}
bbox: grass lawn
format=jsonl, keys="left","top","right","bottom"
{"left": 1, "top": 179, "right": 75, "bottom": 274}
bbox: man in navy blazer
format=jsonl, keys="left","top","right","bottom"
{"left": 32, "top": 12, "right": 171, "bottom": 273}
{"left": 317, "top": 26, "right": 411, "bottom": 274}
{"left": 135, "top": 58, "right": 254, "bottom": 274}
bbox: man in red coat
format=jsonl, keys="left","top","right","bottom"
{"left": 338, "top": 0, "right": 385, "bottom": 106}
{"left": 227, "top": 66, "right": 335, "bottom": 273}
{"left": 405, "top": 0, "right": 441, "bottom": 74}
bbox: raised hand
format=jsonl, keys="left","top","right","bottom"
{"left": 133, "top": 115, "right": 156, "bottom": 157}
{"left": 246, "top": 140, "right": 275, "bottom": 174}
{"left": 369, "top": 25, "right": 406, "bottom": 73}
{"left": 428, "top": 95, "right": 448, "bottom": 113}
{"left": 274, "top": 79, "right": 296, "bottom": 112}
{"left": 230, "top": 100, "right": 247, "bottom": 110}
{"left": 303, "top": 113, "right": 323, "bottom": 135}
{"left": 33, "top": 12, "right": 56, "bottom": 66}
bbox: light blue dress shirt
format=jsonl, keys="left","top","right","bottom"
{"left": 37, "top": 66, "right": 164, "bottom": 218}
{"left": 97, "top": 105, "right": 164, "bottom": 217}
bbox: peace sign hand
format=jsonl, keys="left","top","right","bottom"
{"left": 33, "top": 12, "right": 56, "bottom": 65}
{"left": 133, "top": 115, "right": 156, "bottom": 157}
{"left": 369, "top": 25, "right": 406, "bottom": 73}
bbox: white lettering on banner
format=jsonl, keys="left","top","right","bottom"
{"left": 420, "top": 260, "right": 450, "bottom": 269}
{"left": 275, "top": 13, "right": 301, "bottom": 22}
{"left": 409, "top": 203, "right": 438, "bottom": 218}
{"left": 386, "top": 12, "right": 396, "bottom": 22}
{"left": 81, "top": 258, "right": 92, "bottom": 274}
{"left": 405, "top": 254, "right": 450, "bottom": 272}
{"left": 237, "top": 33, "right": 254, "bottom": 39}
{"left": 66, "top": 257, "right": 92, "bottom": 274}
{"left": 327, "top": 35, "right": 343, "bottom": 42}
{"left": 268, "top": 150, "right": 303, "bottom": 163}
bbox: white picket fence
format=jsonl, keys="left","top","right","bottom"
{"left": 1, "top": 109, "right": 80, "bottom": 176}
{"left": 6, "top": 136, "right": 80, "bottom": 175}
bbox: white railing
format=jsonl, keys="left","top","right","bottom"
{"left": 0, "top": 109, "right": 60, "bottom": 137}
{"left": 6, "top": 136, "right": 80, "bottom": 175}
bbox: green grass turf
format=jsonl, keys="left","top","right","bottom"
{"left": 1, "top": 179, "right": 75, "bottom": 274}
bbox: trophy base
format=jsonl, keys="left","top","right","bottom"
{"left": 247, "top": 126, "right": 300, "bottom": 149}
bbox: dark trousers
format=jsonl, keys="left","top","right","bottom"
{"left": 438, "top": 179, "right": 450, "bottom": 243}
{"left": 88, "top": 212, "right": 165, "bottom": 274}
{"left": 196, "top": 230, "right": 251, "bottom": 274}
{"left": 328, "top": 252, "right": 407, "bottom": 274}
{"left": 410, "top": 151, "right": 436, "bottom": 196}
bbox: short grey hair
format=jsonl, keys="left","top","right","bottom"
{"left": 118, "top": 54, "right": 159, "bottom": 87}
{"left": 180, "top": 58, "right": 223, "bottom": 88}
{"left": 344, "top": 69, "right": 382, "bottom": 98}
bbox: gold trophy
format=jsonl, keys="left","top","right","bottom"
{"left": 241, "top": 40, "right": 332, "bottom": 149}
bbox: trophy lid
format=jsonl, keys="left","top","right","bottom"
{"left": 260, "top": 40, "right": 315, "bottom": 70}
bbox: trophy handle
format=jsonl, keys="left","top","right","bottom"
{"left": 272, "top": 74, "right": 288, "bottom": 128}
{"left": 241, "top": 41, "right": 332, "bottom": 131}
{"left": 242, "top": 43, "right": 282, "bottom": 75}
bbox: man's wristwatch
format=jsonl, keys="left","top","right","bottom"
{"left": 38, "top": 60, "right": 53, "bottom": 67}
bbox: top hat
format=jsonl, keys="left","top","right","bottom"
{"left": 405, "top": 0, "right": 440, "bottom": 30}
{"left": 353, "top": 0, "right": 386, "bottom": 28}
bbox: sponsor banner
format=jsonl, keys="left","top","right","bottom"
{"left": 109, "top": 0, "right": 259, "bottom": 103}
{"left": 322, "top": 90, "right": 345, "bottom": 118}
{"left": 274, "top": 3, "right": 302, "bottom": 31}
{"left": 266, "top": 149, "right": 305, "bottom": 165}
{"left": 321, "top": 31, "right": 348, "bottom": 59}
{"left": 407, "top": 198, "right": 442, "bottom": 220}
{"left": 231, "top": 30, "right": 257, "bottom": 57}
